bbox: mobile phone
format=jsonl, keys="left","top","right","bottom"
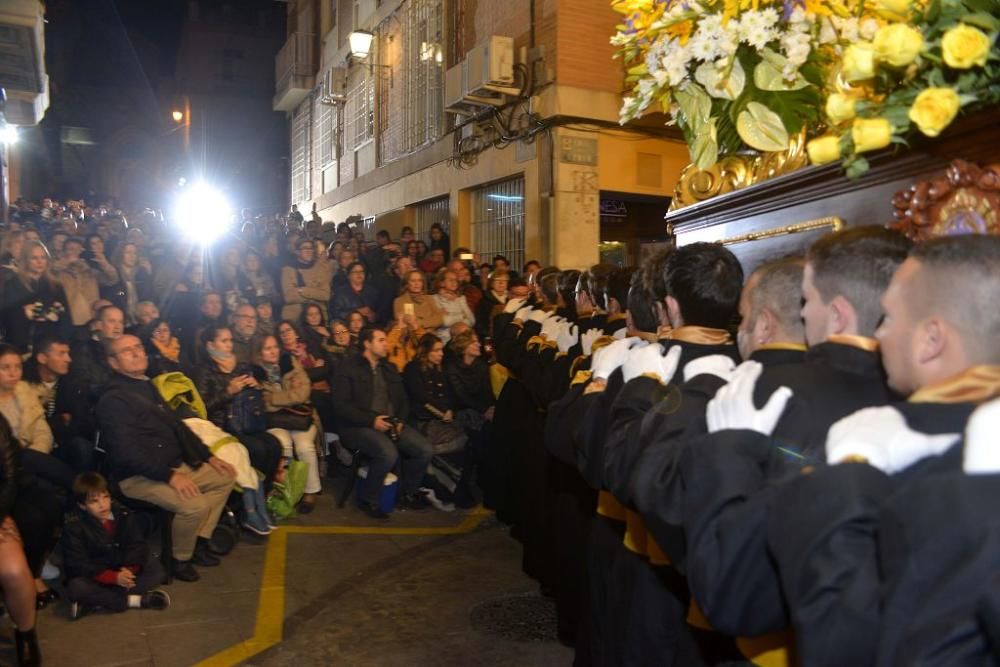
{"left": 459, "top": 253, "right": 474, "bottom": 260}
{"left": 403, "top": 303, "right": 415, "bottom": 316}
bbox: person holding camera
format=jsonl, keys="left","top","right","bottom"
{"left": 53, "top": 236, "right": 119, "bottom": 329}
{"left": 333, "top": 327, "right": 433, "bottom": 519}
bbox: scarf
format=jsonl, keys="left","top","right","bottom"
{"left": 668, "top": 326, "right": 733, "bottom": 346}
{"left": 909, "top": 365, "right": 1000, "bottom": 405}
{"left": 827, "top": 334, "right": 879, "bottom": 352}
{"left": 152, "top": 336, "right": 181, "bottom": 362}
{"left": 260, "top": 362, "right": 282, "bottom": 385}
{"left": 208, "top": 347, "right": 237, "bottom": 374}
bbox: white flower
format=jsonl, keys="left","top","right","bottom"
{"left": 666, "top": 61, "right": 688, "bottom": 86}
{"left": 653, "top": 68, "right": 669, "bottom": 85}
{"left": 859, "top": 18, "right": 880, "bottom": 41}
{"left": 760, "top": 8, "right": 780, "bottom": 27}
{"left": 746, "top": 27, "right": 776, "bottom": 49}
{"left": 788, "top": 7, "right": 808, "bottom": 24}
{"left": 690, "top": 35, "right": 719, "bottom": 61}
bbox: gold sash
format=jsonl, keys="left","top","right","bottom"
{"left": 623, "top": 509, "right": 648, "bottom": 555}
{"left": 757, "top": 342, "right": 808, "bottom": 352}
{"left": 826, "top": 334, "right": 879, "bottom": 352}
{"left": 908, "top": 365, "right": 1000, "bottom": 405}
{"left": 687, "top": 600, "right": 797, "bottom": 667}
{"left": 596, "top": 490, "right": 627, "bottom": 521}
{"left": 669, "top": 326, "right": 733, "bottom": 346}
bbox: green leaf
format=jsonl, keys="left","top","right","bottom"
{"left": 694, "top": 59, "right": 747, "bottom": 100}
{"left": 754, "top": 59, "right": 809, "bottom": 91}
{"left": 962, "top": 0, "right": 1000, "bottom": 12}
{"left": 714, "top": 105, "right": 743, "bottom": 154}
{"left": 960, "top": 12, "right": 1000, "bottom": 30}
{"left": 845, "top": 155, "right": 871, "bottom": 179}
{"left": 755, "top": 87, "right": 822, "bottom": 135}
{"left": 691, "top": 118, "right": 720, "bottom": 169}
{"left": 737, "top": 102, "right": 790, "bottom": 151}
{"left": 674, "top": 82, "right": 713, "bottom": 128}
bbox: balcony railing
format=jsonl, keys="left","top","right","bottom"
{"left": 275, "top": 32, "right": 317, "bottom": 99}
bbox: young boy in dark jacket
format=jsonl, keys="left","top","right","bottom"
{"left": 62, "top": 472, "right": 171, "bottom": 619}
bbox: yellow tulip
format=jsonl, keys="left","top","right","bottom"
{"left": 842, "top": 43, "right": 876, "bottom": 82}
{"left": 852, "top": 118, "right": 893, "bottom": 152}
{"left": 908, "top": 87, "right": 961, "bottom": 137}
{"left": 941, "top": 24, "right": 991, "bottom": 69}
{"left": 874, "top": 0, "right": 910, "bottom": 20}
{"left": 807, "top": 135, "right": 842, "bottom": 165}
{"left": 825, "top": 93, "right": 857, "bottom": 123}
{"left": 873, "top": 24, "right": 924, "bottom": 67}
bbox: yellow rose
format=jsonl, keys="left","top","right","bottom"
{"left": 842, "top": 43, "right": 876, "bottom": 81}
{"left": 873, "top": 24, "right": 924, "bottom": 67}
{"left": 852, "top": 117, "right": 893, "bottom": 152}
{"left": 825, "top": 93, "right": 857, "bottom": 123}
{"left": 941, "top": 24, "right": 991, "bottom": 69}
{"left": 807, "top": 135, "right": 842, "bottom": 165}
{"left": 874, "top": 0, "right": 910, "bottom": 19}
{"left": 908, "top": 87, "right": 960, "bottom": 137}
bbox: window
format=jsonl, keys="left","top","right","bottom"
{"left": 290, "top": 101, "right": 312, "bottom": 204}
{"left": 471, "top": 178, "right": 525, "bottom": 272}
{"left": 344, "top": 70, "right": 374, "bottom": 151}
{"left": 412, "top": 196, "right": 450, "bottom": 242}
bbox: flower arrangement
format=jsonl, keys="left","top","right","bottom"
{"left": 612, "top": 0, "right": 999, "bottom": 177}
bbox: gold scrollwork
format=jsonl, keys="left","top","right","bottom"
{"left": 716, "top": 216, "right": 845, "bottom": 247}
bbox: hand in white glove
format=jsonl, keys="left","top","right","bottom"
{"left": 592, "top": 337, "right": 647, "bottom": 380}
{"left": 556, "top": 323, "right": 579, "bottom": 353}
{"left": 826, "top": 406, "right": 960, "bottom": 474}
{"left": 504, "top": 297, "right": 527, "bottom": 314}
{"left": 581, "top": 328, "right": 603, "bottom": 357}
{"left": 683, "top": 354, "right": 737, "bottom": 383}
{"left": 528, "top": 309, "right": 551, "bottom": 324}
{"left": 963, "top": 397, "right": 1000, "bottom": 474}
{"left": 622, "top": 344, "right": 682, "bottom": 384}
{"left": 706, "top": 361, "right": 792, "bottom": 435}
{"left": 514, "top": 306, "right": 533, "bottom": 322}
{"left": 613, "top": 327, "right": 628, "bottom": 340}
{"left": 540, "top": 316, "right": 561, "bottom": 341}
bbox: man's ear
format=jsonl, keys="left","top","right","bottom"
{"left": 665, "top": 296, "right": 683, "bottom": 328}
{"left": 916, "top": 318, "right": 947, "bottom": 364}
{"left": 753, "top": 308, "right": 775, "bottom": 344}
{"left": 654, "top": 301, "right": 669, "bottom": 327}
{"left": 828, "top": 295, "right": 858, "bottom": 336}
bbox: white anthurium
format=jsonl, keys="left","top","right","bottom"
{"left": 695, "top": 58, "right": 746, "bottom": 100}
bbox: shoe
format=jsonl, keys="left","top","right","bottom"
{"left": 191, "top": 543, "right": 221, "bottom": 567}
{"left": 297, "top": 493, "right": 318, "bottom": 514}
{"left": 35, "top": 588, "right": 59, "bottom": 610}
{"left": 41, "top": 560, "right": 60, "bottom": 580}
{"left": 399, "top": 492, "right": 430, "bottom": 510}
{"left": 419, "top": 487, "right": 455, "bottom": 512}
{"left": 242, "top": 510, "right": 272, "bottom": 536}
{"left": 15, "top": 628, "right": 40, "bottom": 667}
{"left": 140, "top": 589, "right": 171, "bottom": 610}
{"left": 253, "top": 488, "right": 279, "bottom": 528}
{"left": 69, "top": 601, "right": 87, "bottom": 621}
{"left": 171, "top": 559, "right": 201, "bottom": 582}
{"left": 334, "top": 442, "right": 354, "bottom": 467}
{"left": 357, "top": 500, "right": 390, "bottom": 520}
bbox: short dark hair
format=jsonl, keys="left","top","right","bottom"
{"left": 492, "top": 255, "right": 509, "bottom": 266}
{"left": 346, "top": 260, "right": 366, "bottom": 276}
{"left": 807, "top": 226, "right": 912, "bottom": 336}
{"left": 200, "top": 324, "right": 230, "bottom": 348}
{"left": 577, "top": 264, "right": 616, "bottom": 311}
{"left": 523, "top": 260, "right": 541, "bottom": 273}
{"left": 358, "top": 326, "right": 385, "bottom": 347}
{"left": 607, "top": 267, "right": 636, "bottom": 313}
{"left": 0, "top": 343, "right": 20, "bottom": 361}
{"left": 627, "top": 267, "right": 659, "bottom": 334}
{"left": 558, "top": 270, "right": 581, "bottom": 320}
{"left": 33, "top": 335, "right": 68, "bottom": 357}
{"left": 376, "top": 230, "right": 390, "bottom": 240}
{"left": 909, "top": 233, "right": 1000, "bottom": 363}
{"left": 535, "top": 266, "right": 562, "bottom": 305}
{"left": 662, "top": 242, "right": 743, "bottom": 329}
{"left": 748, "top": 256, "right": 806, "bottom": 336}
{"left": 72, "top": 471, "right": 109, "bottom": 505}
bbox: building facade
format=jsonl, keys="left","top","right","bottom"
{"left": 275, "top": 0, "right": 690, "bottom": 268}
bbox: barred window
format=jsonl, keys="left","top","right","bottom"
{"left": 290, "top": 101, "right": 312, "bottom": 204}
{"left": 412, "top": 196, "right": 449, "bottom": 242}
{"left": 317, "top": 93, "right": 335, "bottom": 167}
{"left": 344, "top": 70, "right": 374, "bottom": 152}
{"left": 471, "top": 177, "right": 525, "bottom": 272}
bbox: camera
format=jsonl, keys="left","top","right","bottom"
{"left": 387, "top": 416, "right": 402, "bottom": 443}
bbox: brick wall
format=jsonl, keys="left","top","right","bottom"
{"left": 556, "top": 0, "right": 623, "bottom": 93}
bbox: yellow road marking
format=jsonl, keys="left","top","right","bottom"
{"left": 194, "top": 508, "right": 490, "bottom": 667}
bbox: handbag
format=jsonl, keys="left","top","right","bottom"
{"left": 226, "top": 388, "right": 267, "bottom": 435}
{"left": 420, "top": 419, "right": 467, "bottom": 455}
{"left": 265, "top": 404, "right": 313, "bottom": 431}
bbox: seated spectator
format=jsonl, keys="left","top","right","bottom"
{"left": 97, "top": 334, "right": 237, "bottom": 582}
{"left": 62, "top": 472, "right": 170, "bottom": 619}
{"left": 192, "top": 327, "right": 283, "bottom": 487}
{"left": 140, "top": 318, "right": 184, "bottom": 377}
{"left": 333, "top": 327, "right": 434, "bottom": 519}
{"left": 0, "top": 228, "right": 24, "bottom": 269}
{"left": 406, "top": 240, "right": 422, "bottom": 266}
{"left": 428, "top": 222, "right": 450, "bottom": 257}
{"left": 53, "top": 236, "right": 119, "bottom": 328}
{"left": 347, "top": 309, "right": 368, "bottom": 343}
{"left": 475, "top": 269, "right": 509, "bottom": 339}
{"left": 394, "top": 270, "right": 444, "bottom": 334}
{"left": 190, "top": 290, "right": 225, "bottom": 363}
{"left": 22, "top": 337, "right": 96, "bottom": 474}
{"left": 254, "top": 335, "right": 322, "bottom": 513}
{"left": 281, "top": 238, "right": 330, "bottom": 322}
{"left": 403, "top": 334, "right": 467, "bottom": 455}
{"left": 132, "top": 300, "right": 160, "bottom": 328}
{"left": 0, "top": 240, "right": 71, "bottom": 353}
{"left": 300, "top": 303, "right": 339, "bottom": 355}
{"left": 230, "top": 303, "right": 259, "bottom": 364}
{"left": 276, "top": 320, "right": 336, "bottom": 434}
{"left": 242, "top": 250, "right": 278, "bottom": 305}
{"left": 445, "top": 330, "right": 495, "bottom": 507}
{"left": 433, "top": 269, "right": 475, "bottom": 344}
{"left": 330, "top": 261, "right": 379, "bottom": 323}
{"left": 72, "top": 305, "right": 125, "bottom": 402}
{"left": 419, "top": 248, "right": 446, "bottom": 275}
{"left": 330, "top": 249, "right": 356, "bottom": 293}
{"left": 326, "top": 319, "right": 354, "bottom": 360}
{"left": 0, "top": 415, "right": 42, "bottom": 666}
{"left": 255, "top": 298, "right": 276, "bottom": 338}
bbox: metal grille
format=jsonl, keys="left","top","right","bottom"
{"left": 290, "top": 100, "right": 312, "bottom": 204}
{"left": 317, "top": 89, "right": 335, "bottom": 167}
{"left": 471, "top": 177, "right": 525, "bottom": 271}
{"left": 344, "top": 69, "right": 374, "bottom": 151}
{"left": 412, "top": 196, "right": 450, "bottom": 241}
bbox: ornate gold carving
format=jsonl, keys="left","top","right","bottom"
{"left": 891, "top": 159, "right": 1000, "bottom": 240}
{"left": 716, "top": 216, "right": 845, "bottom": 247}
{"left": 670, "top": 130, "right": 809, "bottom": 211}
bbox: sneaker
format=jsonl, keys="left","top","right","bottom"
{"left": 191, "top": 544, "right": 221, "bottom": 567}
{"left": 140, "top": 589, "right": 171, "bottom": 611}
{"left": 297, "top": 493, "right": 318, "bottom": 514}
{"left": 357, "top": 500, "right": 390, "bottom": 520}
{"left": 242, "top": 510, "right": 272, "bottom": 536}
{"left": 171, "top": 559, "right": 200, "bottom": 582}
{"left": 398, "top": 492, "right": 430, "bottom": 510}
{"left": 334, "top": 441, "right": 354, "bottom": 467}
{"left": 69, "top": 601, "right": 86, "bottom": 621}
{"left": 419, "top": 487, "right": 455, "bottom": 512}
{"left": 41, "top": 560, "right": 60, "bottom": 580}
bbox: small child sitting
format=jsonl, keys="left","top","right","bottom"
{"left": 62, "top": 472, "right": 171, "bottom": 620}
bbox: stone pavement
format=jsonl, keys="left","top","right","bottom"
{"left": 0, "top": 496, "right": 573, "bottom": 667}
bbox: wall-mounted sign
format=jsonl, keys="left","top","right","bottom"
{"left": 559, "top": 136, "right": 597, "bottom": 165}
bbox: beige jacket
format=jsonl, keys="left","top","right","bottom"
{"left": 393, "top": 293, "right": 444, "bottom": 331}
{"left": 281, "top": 259, "right": 332, "bottom": 321}
{"left": 0, "top": 381, "right": 54, "bottom": 453}
{"left": 54, "top": 259, "right": 119, "bottom": 326}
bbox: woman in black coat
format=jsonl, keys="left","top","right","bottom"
{"left": 192, "top": 325, "right": 282, "bottom": 487}
{"left": 0, "top": 240, "right": 70, "bottom": 353}
{"left": 444, "top": 330, "right": 495, "bottom": 507}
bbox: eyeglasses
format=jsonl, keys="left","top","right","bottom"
{"left": 332, "top": 329, "right": 350, "bottom": 336}
{"left": 349, "top": 269, "right": 365, "bottom": 275}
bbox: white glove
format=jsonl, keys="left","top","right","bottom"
{"left": 826, "top": 406, "right": 960, "bottom": 474}
{"left": 964, "top": 397, "right": 1000, "bottom": 474}
{"left": 706, "top": 361, "right": 792, "bottom": 435}
{"left": 581, "top": 328, "right": 603, "bottom": 357}
{"left": 528, "top": 309, "right": 551, "bottom": 324}
{"left": 592, "top": 337, "right": 647, "bottom": 381}
{"left": 514, "top": 306, "right": 533, "bottom": 322}
{"left": 622, "top": 344, "right": 682, "bottom": 384}
{"left": 613, "top": 327, "right": 628, "bottom": 340}
{"left": 556, "top": 323, "right": 579, "bottom": 353}
{"left": 504, "top": 297, "right": 527, "bottom": 314}
{"left": 683, "top": 355, "right": 737, "bottom": 383}
{"left": 540, "top": 316, "right": 561, "bottom": 341}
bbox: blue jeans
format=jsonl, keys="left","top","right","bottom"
{"left": 341, "top": 425, "right": 433, "bottom": 505}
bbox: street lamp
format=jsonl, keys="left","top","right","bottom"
{"left": 0, "top": 124, "right": 17, "bottom": 145}
{"left": 349, "top": 30, "right": 375, "bottom": 60}
{"left": 171, "top": 109, "right": 185, "bottom": 123}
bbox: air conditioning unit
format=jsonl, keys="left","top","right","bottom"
{"left": 320, "top": 66, "right": 347, "bottom": 105}
{"left": 444, "top": 35, "right": 520, "bottom": 115}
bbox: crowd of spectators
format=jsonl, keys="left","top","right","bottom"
{"left": 0, "top": 198, "right": 519, "bottom": 665}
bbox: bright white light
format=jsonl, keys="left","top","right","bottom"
{"left": 173, "top": 182, "right": 232, "bottom": 245}
{"left": 1, "top": 125, "right": 17, "bottom": 145}
{"left": 349, "top": 30, "right": 374, "bottom": 59}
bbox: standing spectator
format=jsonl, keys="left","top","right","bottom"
{"left": 0, "top": 229, "right": 24, "bottom": 269}
{"left": 281, "top": 239, "right": 331, "bottom": 322}
{"left": 0, "top": 240, "right": 70, "bottom": 353}
{"left": 475, "top": 269, "right": 509, "bottom": 339}
{"left": 83, "top": 234, "right": 120, "bottom": 301}
{"left": 444, "top": 330, "right": 495, "bottom": 507}
{"left": 330, "top": 261, "right": 379, "bottom": 323}
{"left": 333, "top": 328, "right": 434, "bottom": 519}
{"left": 288, "top": 204, "right": 304, "bottom": 228}
{"left": 419, "top": 248, "right": 446, "bottom": 275}
{"left": 192, "top": 327, "right": 283, "bottom": 487}
{"left": 406, "top": 240, "right": 422, "bottom": 266}
{"left": 254, "top": 335, "right": 322, "bottom": 513}
{"left": 399, "top": 226, "right": 415, "bottom": 246}
{"left": 255, "top": 298, "right": 276, "bottom": 338}
{"left": 242, "top": 250, "right": 278, "bottom": 305}
{"left": 330, "top": 249, "right": 356, "bottom": 293}
{"left": 523, "top": 260, "right": 542, "bottom": 283}
{"left": 433, "top": 269, "right": 475, "bottom": 344}
{"left": 70, "top": 304, "right": 124, "bottom": 402}
{"left": 428, "top": 223, "right": 450, "bottom": 257}
{"left": 53, "top": 236, "right": 119, "bottom": 328}
{"left": 110, "top": 241, "right": 152, "bottom": 325}
{"left": 133, "top": 300, "right": 160, "bottom": 328}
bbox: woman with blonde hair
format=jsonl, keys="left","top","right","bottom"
{"left": 0, "top": 240, "right": 70, "bottom": 353}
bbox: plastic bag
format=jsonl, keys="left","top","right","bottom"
{"left": 266, "top": 458, "right": 309, "bottom": 519}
